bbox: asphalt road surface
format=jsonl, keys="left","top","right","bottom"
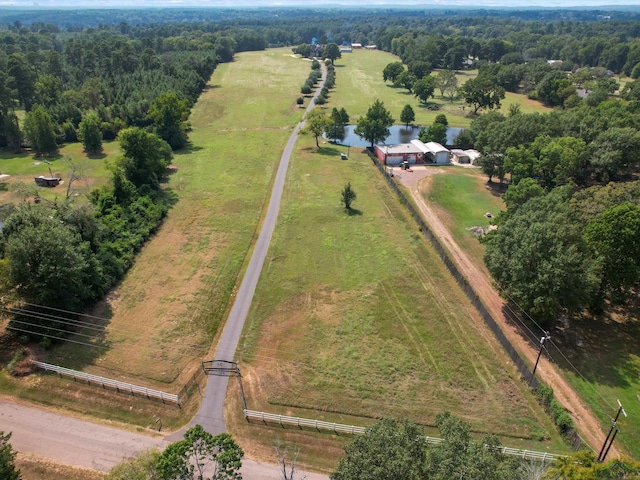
{"left": 185, "top": 63, "right": 328, "bottom": 437}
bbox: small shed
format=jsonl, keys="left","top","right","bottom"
{"left": 351, "top": 43, "right": 362, "bottom": 49}
{"left": 412, "top": 140, "right": 450, "bottom": 164}
{"left": 451, "top": 149, "right": 470, "bottom": 164}
{"left": 464, "top": 149, "right": 481, "bottom": 165}
{"left": 34, "top": 176, "right": 61, "bottom": 187}
{"left": 374, "top": 143, "right": 424, "bottom": 166}
{"left": 340, "top": 46, "right": 352, "bottom": 53}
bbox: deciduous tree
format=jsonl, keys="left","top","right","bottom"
{"left": 419, "top": 123, "right": 447, "bottom": 145}
{"left": 302, "top": 107, "right": 330, "bottom": 147}
{"left": 323, "top": 43, "right": 341, "bottom": 65}
{"left": 156, "top": 425, "right": 243, "bottom": 480}
{"left": 78, "top": 111, "right": 103, "bottom": 154}
{"left": 400, "top": 104, "right": 415, "bottom": 127}
{"left": 413, "top": 75, "right": 436, "bottom": 104}
{"left": 149, "top": 93, "right": 190, "bottom": 151}
{"left": 382, "top": 61, "right": 405, "bottom": 83}
{"left": 23, "top": 105, "right": 58, "bottom": 156}
{"left": 118, "top": 127, "right": 172, "bottom": 189}
{"left": 459, "top": 76, "right": 505, "bottom": 113}
{"left": 354, "top": 99, "right": 394, "bottom": 147}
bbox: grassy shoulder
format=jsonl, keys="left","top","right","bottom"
{"left": 16, "top": 453, "right": 103, "bottom": 480}
{"left": 230, "top": 133, "right": 569, "bottom": 460}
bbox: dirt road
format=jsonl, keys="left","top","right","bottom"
{"left": 0, "top": 398, "right": 329, "bottom": 479}
{"left": 402, "top": 169, "right": 613, "bottom": 457}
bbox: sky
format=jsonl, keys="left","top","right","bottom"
{"left": 1, "top": 0, "right": 639, "bottom": 7}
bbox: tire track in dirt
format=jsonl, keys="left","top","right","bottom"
{"left": 407, "top": 178, "right": 614, "bottom": 457}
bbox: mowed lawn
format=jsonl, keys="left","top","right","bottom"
{"left": 424, "top": 168, "right": 505, "bottom": 268}
{"left": 0, "top": 141, "right": 116, "bottom": 206}
{"left": 43, "top": 49, "right": 311, "bottom": 389}
{"left": 328, "top": 50, "right": 550, "bottom": 129}
{"left": 236, "top": 133, "right": 565, "bottom": 451}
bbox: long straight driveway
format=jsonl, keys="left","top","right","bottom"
{"left": 186, "top": 63, "right": 328, "bottom": 436}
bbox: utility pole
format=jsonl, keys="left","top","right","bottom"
{"left": 529, "top": 331, "right": 550, "bottom": 387}
{"left": 597, "top": 400, "right": 626, "bottom": 462}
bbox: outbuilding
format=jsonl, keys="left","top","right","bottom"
{"left": 414, "top": 140, "right": 450, "bottom": 164}
{"left": 374, "top": 143, "right": 424, "bottom": 166}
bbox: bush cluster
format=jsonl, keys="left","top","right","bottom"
{"left": 537, "top": 385, "right": 575, "bottom": 437}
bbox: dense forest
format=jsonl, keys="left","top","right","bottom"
{"left": 2, "top": 7, "right": 640, "bottom": 337}
{"left": 0, "top": 18, "right": 267, "bottom": 338}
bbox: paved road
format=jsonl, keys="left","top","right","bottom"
{"left": 0, "top": 398, "right": 329, "bottom": 479}
{"left": 184, "top": 63, "right": 328, "bottom": 438}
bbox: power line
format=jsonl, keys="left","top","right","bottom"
{"left": 6, "top": 326, "right": 107, "bottom": 349}
{"left": 1, "top": 307, "right": 105, "bottom": 333}
{"left": 9, "top": 318, "right": 100, "bottom": 340}
{"left": 7, "top": 307, "right": 105, "bottom": 331}
{"left": 494, "top": 289, "right": 617, "bottom": 413}
{"left": 22, "top": 301, "right": 111, "bottom": 322}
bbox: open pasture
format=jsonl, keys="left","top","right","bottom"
{"left": 327, "top": 50, "right": 550, "bottom": 130}
{"left": 235, "top": 134, "right": 567, "bottom": 453}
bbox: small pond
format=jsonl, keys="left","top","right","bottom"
{"left": 332, "top": 125, "right": 464, "bottom": 147}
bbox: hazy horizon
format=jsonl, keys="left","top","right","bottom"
{"left": 1, "top": 0, "right": 639, "bottom": 8}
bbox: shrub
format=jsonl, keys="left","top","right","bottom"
{"left": 296, "top": 97, "right": 304, "bottom": 105}
{"left": 315, "top": 95, "right": 327, "bottom": 105}
{"left": 301, "top": 85, "right": 312, "bottom": 95}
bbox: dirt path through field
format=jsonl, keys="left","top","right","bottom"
{"left": 403, "top": 169, "right": 614, "bottom": 457}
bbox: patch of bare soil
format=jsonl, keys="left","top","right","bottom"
{"left": 408, "top": 177, "right": 617, "bottom": 457}
{"left": 392, "top": 165, "right": 444, "bottom": 188}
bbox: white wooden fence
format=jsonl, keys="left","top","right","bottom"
{"left": 32, "top": 361, "right": 180, "bottom": 405}
{"left": 244, "top": 409, "right": 562, "bottom": 463}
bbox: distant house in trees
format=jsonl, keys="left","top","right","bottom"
{"left": 365, "top": 44, "right": 377, "bottom": 50}
{"left": 352, "top": 43, "right": 362, "bottom": 49}
{"left": 340, "top": 44, "right": 353, "bottom": 53}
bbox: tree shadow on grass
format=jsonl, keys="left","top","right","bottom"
{"left": 500, "top": 301, "right": 640, "bottom": 391}
{"left": 86, "top": 152, "right": 107, "bottom": 160}
{"left": 173, "top": 143, "right": 204, "bottom": 155}
{"left": 316, "top": 146, "right": 341, "bottom": 156}
{"left": 485, "top": 180, "right": 508, "bottom": 197}
{"left": 421, "top": 101, "right": 441, "bottom": 111}
{"left": 346, "top": 207, "right": 362, "bottom": 216}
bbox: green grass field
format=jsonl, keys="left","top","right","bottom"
{"left": 425, "top": 169, "right": 505, "bottom": 268}
{"left": 327, "top": 51, "right": 550, "bottom": 129}
{"left": 0, "top": 141, "right": 116, "bottom": 208}
{"left": 236, "top": 133, "right": 567, "bottom": 452}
